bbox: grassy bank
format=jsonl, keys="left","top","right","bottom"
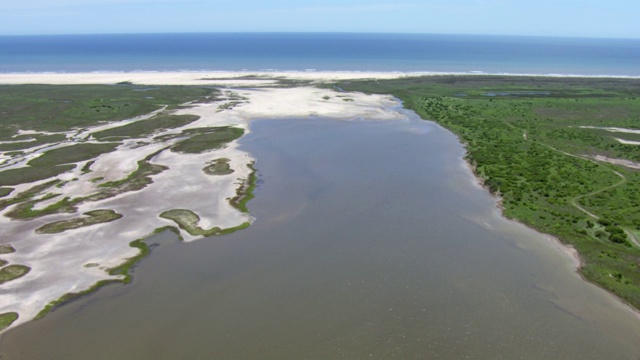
{"left": 160, "top": 209, "right": 251, "bottom": 237}
{"left": 333, "top": 75, "right": 640, "bottom": 309}
{"left": 203, "top": 158, "right": 234, "bottom": 176}
{"left": 229, "top": 162, "right": 257, "bottom": 213}
{"left": 0, "top": 312, "right": 18, "bottom": 331}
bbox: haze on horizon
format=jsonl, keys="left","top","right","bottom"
{"left": 0, "top": 0, "right": 638, "bottom": 39}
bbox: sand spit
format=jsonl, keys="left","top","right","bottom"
{"left": 0, "top": 82, "right": 404, "bottom": 332}
{"left": 0, "top": 71, "right": 408, "bottom": 86}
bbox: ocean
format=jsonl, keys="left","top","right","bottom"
{"left": 0, "top": 32, "right": 639, "bottom": 76}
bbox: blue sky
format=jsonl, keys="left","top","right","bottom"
{"left": 0, "top": 0, "right": 638, "bottom": 38}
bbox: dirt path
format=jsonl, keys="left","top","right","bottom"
{"left": 570, "top": 169, "right": 626, "bottom": 220}
{"left": 514, "top": 128, "right": 637, "bottom": 248}
{"left": 538, "top": 144, "right": 640, "bottom": 248}
{"left": 541, "top": 144, "right": 627, "bottom": 220}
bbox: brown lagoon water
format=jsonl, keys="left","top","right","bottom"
{"left": 2, "top": 113, "right": 640, "bottom": 359}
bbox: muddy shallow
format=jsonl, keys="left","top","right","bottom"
{"left": 2, "top": 114, "right": 639, "bottom": 359}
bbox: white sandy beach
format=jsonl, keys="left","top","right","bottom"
{"left": 0, "top": 72, "right": 407, "bottom": 332}
{"left": 0, "top": 71, "right": 409, "bottom": 86}
{"left": 1, "top": 71, "right": 637, "bottom": 88}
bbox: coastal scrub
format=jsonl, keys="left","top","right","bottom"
{"left": 35, "top": 209, "right": 123, "bottom": 234}
{"left": 0, "top": 265, "right": 31, "bottom": 285}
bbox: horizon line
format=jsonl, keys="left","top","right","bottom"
{"left": 1, "top": 31, "right": 639, "bottom": 41}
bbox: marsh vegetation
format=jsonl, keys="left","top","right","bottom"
{"left": 160, "top": 209, "right": 250, "bottom": 237}
{"left": 0, "top": 312, "right": 18, "bottom": 331}
{"left": 202, "top": 158, "right": 234, "bottom": 176}
{"left": 0, "top": 265, "right": 30, "bottom": 285}
{"left": 35, "top": 209, "right": 123, "bottom": 234}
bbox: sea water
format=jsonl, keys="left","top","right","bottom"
{"left": 0, "top": 33, "right": 639, "bottom": 76}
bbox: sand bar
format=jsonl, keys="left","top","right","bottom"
{"left": 0, "top": 71, "right": 408, "bottom": 86}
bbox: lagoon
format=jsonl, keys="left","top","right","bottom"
{"left": 1, "top": 113, "right": 640, "bottom": 359}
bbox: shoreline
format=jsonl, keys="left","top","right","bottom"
{"left": 462, "top": 159, "right": 585, "bottom": 268}
{"left": 1, "top": 71, "right": 639, "bottom": 87}
{"left": 400, "top": 102, "right": 640, "bottom": 322}
{"left": 459, "top": 144, "right": 640, "bottom": 323}
{"left": 402, "top": 89, "right": 640, "bottom": 324}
